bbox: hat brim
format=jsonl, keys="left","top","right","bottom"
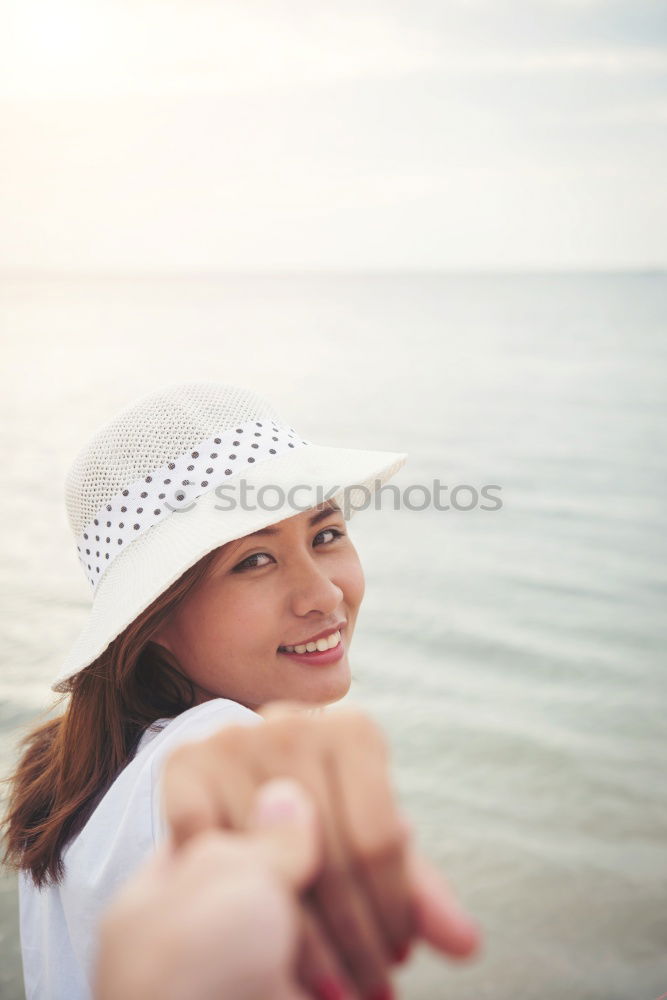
{"left": 52, "top": 443, "right": 407, "bottom": 692}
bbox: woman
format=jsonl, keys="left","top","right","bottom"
{"left": 2, "top": 381, "right": 478, "bottom": 1000}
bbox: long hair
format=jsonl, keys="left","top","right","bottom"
{"left": 1, "top": 545, "right": 224, "bottom": 889}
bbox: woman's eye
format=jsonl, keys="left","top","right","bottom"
{"left": 314, "top": 527, "right": 344, "bottom": 546}
{"left": 233, "top": 552, "right": 273, "bottom": 572}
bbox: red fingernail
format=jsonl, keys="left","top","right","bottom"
{"left": 392, "top": 940, "right": 412, "bottom": 964}
{"left": 314, "top": 977, "right": 347, "bottom": 1000}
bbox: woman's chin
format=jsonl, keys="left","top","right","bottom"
{"left": 291, "top": 658, "right": 352, "bottom": 705}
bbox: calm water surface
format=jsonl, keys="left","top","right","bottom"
{"left": 0, "top": 272, "right": 665, "bottom": 999}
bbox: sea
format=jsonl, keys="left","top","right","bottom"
{"left": 0, "top": 272, "right": 665, "bottom": 999}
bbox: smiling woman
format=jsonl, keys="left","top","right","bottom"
{"left": 3, "top": 380, "right": 479, "bottom": 1000}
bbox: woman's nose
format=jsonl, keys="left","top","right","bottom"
{"left": 288, "top": 557, "right": 343, "bottom": 617}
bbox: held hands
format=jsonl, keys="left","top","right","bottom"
{"left": 160, "top": 702, "right": 480, "bottom": 999}
{"left": 95, "top": 779, "right": 324, "bottom": 1000}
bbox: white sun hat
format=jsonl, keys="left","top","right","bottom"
{"left": 52, "top": 381, "right": 407, "bottom": 693}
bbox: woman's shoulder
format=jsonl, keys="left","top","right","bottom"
{"left": 61, "top": 700, "right": 262, "bottom": 870}
{"left": 137, "top": 697, "right": 263, "bottom": 758}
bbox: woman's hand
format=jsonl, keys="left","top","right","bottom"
{"left": 161, "top": 702, "right": 479, "bottom": 999}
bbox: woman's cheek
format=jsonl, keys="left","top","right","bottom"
{"left": 344, "top": 553, "right": 365, "bottom": 609}
{"left": 224, "top": 592, "right": 276, "bottom": 642}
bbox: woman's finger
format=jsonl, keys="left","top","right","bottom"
{"left": 243, "top": 714, "right": 395, "bottom": 999}
{"left": 407, "top": 851, "right": 480, "bottom": 959}
{"left": 248, "top": 779, "right": 362, "bottom": 1000}
{"left": 328, "top": 712, "right": 416, "bottom": 962}
{"left": 305, "top": 768, "right": 395, "bottom": 995}
{"left": 296, "top": 900, "right": 360, "bottom": 1000}
{"left": 161, "top": 733, "right": 254, "bottom": 847}
{"left": 247, "top": 780, "right": 358, "bottom": 998}
{"left": 160, "top": 745, "right": 223, "bottom": 847}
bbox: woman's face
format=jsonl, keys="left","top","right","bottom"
{"left": 153, "top": 503, "right": 365, "bottom": 710}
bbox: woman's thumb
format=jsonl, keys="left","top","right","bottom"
{"left": 247, "top": 778, "right": 322, "bottom": 892}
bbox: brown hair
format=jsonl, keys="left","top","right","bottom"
{"left": 1, "top": 545, "right": 224, "bottom": 889}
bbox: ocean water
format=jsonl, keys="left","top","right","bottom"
{"left": 0, "top": 272, "right": 665, "bottom": 999}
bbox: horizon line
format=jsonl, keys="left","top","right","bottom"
{"left": 1, "top": 265, "right": 665, "bottom": 279}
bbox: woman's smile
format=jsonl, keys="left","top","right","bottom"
{"left": 277, "top": 621, "right": 346, "bottom": 653}
{"left": 278, "top": 625, "right": 346, "bottom": 665}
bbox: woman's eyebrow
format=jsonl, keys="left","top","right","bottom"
{"left": 249, "top": 504, "right": 342, "bottom": 538}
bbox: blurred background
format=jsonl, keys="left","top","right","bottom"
{"left": 1, "top": 2, "right": 666, "bottom": 999}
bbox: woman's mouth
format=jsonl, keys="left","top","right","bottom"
{"left": 277, "top": 628, "right": 345, "bottom": 665}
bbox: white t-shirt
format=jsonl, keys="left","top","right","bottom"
{"left": 18, "top": 697, "right": 261, "bottom": 1000}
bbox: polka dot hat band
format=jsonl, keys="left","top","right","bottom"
{"left": 54, "top": 381, "right": 407, "bottom": 692}
{"left": 77, "top": 418, "right": 308, "bottom": 593}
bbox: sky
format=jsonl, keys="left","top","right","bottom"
{"left": 1, "top": 0, "right": 665, "bottom": 271}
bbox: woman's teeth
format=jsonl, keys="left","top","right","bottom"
{"left": 281, "top": 630, "right": 341, "bottom": 654}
